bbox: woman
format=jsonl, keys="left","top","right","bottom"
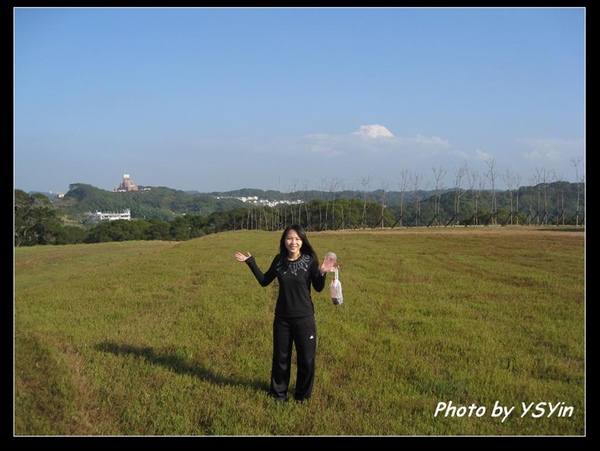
{"left": 235, "top": 224, "right": 335, "bottom": 403}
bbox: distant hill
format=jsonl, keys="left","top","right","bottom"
{"left": 51, "top": 183, "right": 247, "bottom": 221}
{"left": 42, "top": 180, "right": 584, "bottom": 224}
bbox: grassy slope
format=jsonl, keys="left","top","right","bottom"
{"left": 14, "top": 227, "right": 585, "bottom": 436}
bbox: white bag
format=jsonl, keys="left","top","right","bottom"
{"left": 330, "top": 269, "right": 343, "bottom": 305}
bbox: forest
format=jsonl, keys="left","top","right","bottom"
{"left": 14, "top": 179, "right": 585, "bottom": 247}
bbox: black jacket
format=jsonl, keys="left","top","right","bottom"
{"left": 245, "top": 254, "right": 326, "bottom": 317}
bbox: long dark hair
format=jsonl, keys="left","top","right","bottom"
{"left": 278, "top": 224, "right": 319, "bottom": 263}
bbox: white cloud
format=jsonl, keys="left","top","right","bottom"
{"left": 475, "top": 148, "right": 493, "bottom": 161}
{"left": 412, "top": 134, "right": 450, "bottom": 147}
{"left": 519, "top": 138, "right": 579, "bottom": 161}
{"left": 452, "top": 149, "right": 469, "bottom": 159}
{"left": 353, "top": 124, "right": 394, "bottom": 138}
{"left": 309, "top": 144, "right": 342, "bottom": 155}
{"left": 182, "top": 125, "right": 467, "bottom": 191}
{"left": 290, "top": 125, "right": 456, "bottom": 163}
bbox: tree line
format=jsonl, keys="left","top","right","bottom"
{"left": 14, "top": 177, "right": 584, "bottom": 247}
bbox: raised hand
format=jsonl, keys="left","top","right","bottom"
{"left": 320, "top": 256, "right": 338, "bottom": 274}
{"left": 235, "top": 251, "right": 252, "bottom": 262}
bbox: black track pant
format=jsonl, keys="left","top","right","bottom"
{"left": 269, "top": 314, "right": 317, "bottom": 401}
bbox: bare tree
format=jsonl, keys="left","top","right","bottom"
{"left": 337, "top": 179, "right": 347, "bottom": 230}
{"left": 466, "top": 168, "right": 485, "bottom": 226}
{"left": 301, "top": 179, "right": 311, "bottom": 230}
{"left": 378, "top": 179, "right": 390, "bottom": 228}
{"left": 485, "top": 159, "right": 499, "bottom": 225}
{"left": 394, "top": 169, "right": 411, "bottom": 228}
{"left": 502, "top": 169, "right": 521, "bottom": 225}
{"left": 534, "top": 167, "right": 550, "bottom": 225}
{"left": 328, "top": 177, "right": 342, "bottom": 230}
{"left": 318, "top": 177, "right": 327, "bottom": 230}
{"left": 525, "top": 174, "right": 539, "bottom": 225}
{"left": 570, "top": 157, "right": 584, "bottom": 226}
{"left": 514, "top": 172, "right": 522, "bottom": 225}
{"left": 551, "top": 171, "right": 566, "bottom": 225}
{"left": 447, "top": 162, "right": 467, "bottom": 226}
{"left": 409, "top": 172, "right": 426, "bottom": 227}
{"left": 357, "top": 175, "right": 373, "bottom": 229}
{"left": 428, "top": 166, "right": 447, "bottom": 227}
{"left": 289, "top": 178, "right": 299, "bottom": 225}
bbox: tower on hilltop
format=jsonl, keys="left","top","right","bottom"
{"left": 115, "top": 173, "right": 138, "bottom": 192}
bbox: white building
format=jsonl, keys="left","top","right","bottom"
{"left": 86, "top": 209, "right": 131, "bottom": 222}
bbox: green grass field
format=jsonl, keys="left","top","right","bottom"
{"left": 14, "top": 227, "right": 585, "bottom": 436}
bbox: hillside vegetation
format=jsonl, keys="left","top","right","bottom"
{"left": 14, "top": 228, "right": 585, "bottom": 436}
{"left": 15, "top": 181, "right": 585, "bottom": 247}
{"left": 51, "top": 181, "right": 585, "bottom": 224}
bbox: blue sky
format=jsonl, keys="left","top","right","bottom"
{"left": 14, "top": 7, "right": 585, "bottom": 194}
